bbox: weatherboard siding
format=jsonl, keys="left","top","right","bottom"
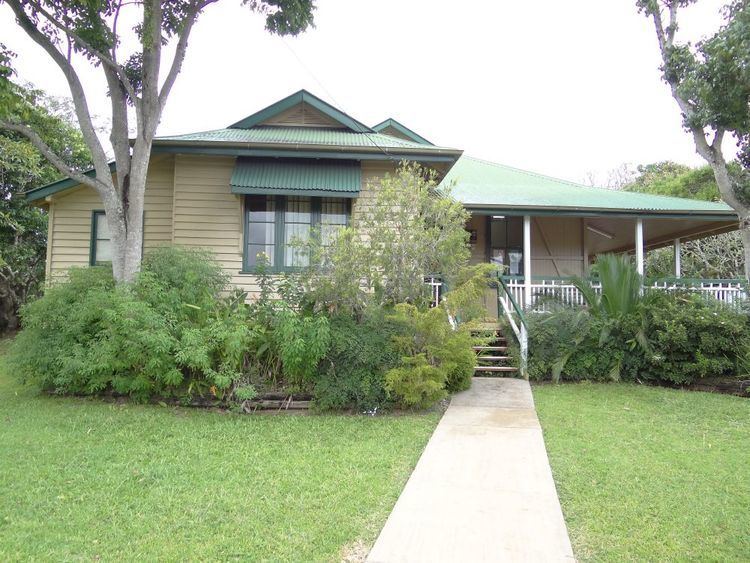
{"left": 261, "top": 102, "right": 341, "bottom": 128}
{"left": 354, "top": 161, "right": 397, "bottom": 219}
{"left": 172, "top": 154, "right": 260, "bottom": 293}
{"left": 47, "top": 157, "right": 175, "bottom": 281}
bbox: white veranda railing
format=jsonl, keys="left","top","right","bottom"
{"left": 502, "top": 277, "right": 749, "bottom": 312}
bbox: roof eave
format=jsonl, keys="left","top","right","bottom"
{"left": 151, "top": 139, "right": 463, "bottom": 161}
{"left": 463, "top": 203, "right": 738, "bottom": 220}
{"left": 24, "top": 161, "right": 117, "bottom": 202}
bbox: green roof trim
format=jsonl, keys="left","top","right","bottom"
{"left": 25, "top": 162, "right": 116, "bottom": 202}
{"left": 230, "top": 158, "right": 360, "bottom": 197}
{"left": 442, "top": 156, "right": 737, "bottom": 218}
{"left": 372, "top": 118, "right": 433, "bottom": 146}
{"left": 155, "top": 126, "right": 455, "bottom": 151}
{"left": 227, "top": 89, "right": 372, "bottom": 133}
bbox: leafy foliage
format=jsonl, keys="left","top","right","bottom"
{"left": 383, "top": 303, "right": 475, "bottom": 407}
{"left": 314, "top": 310, "right": 399, "bottom": 412}
{"left": 0, "top": 85, "right": 91, "bottom": 332}
{"left": 298, "top": 162, "right": 471, "bottom": 313}
{"left": 9, "top": 247, "right": 320, "bottom": 402}
{"left": 528, "top": 254, "right": 750, "bottom": 385}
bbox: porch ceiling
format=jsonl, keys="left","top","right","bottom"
{"left": 585, "top": 216, "right": 738, "bottom": 256}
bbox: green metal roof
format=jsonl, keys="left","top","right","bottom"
{"left": 228, "top": 89, "right": 372, "bottom": 132}
{"left": 372, "top": 118, "right": 433, "bottom": 146}
{"left": 155, "top": 126, "right": 454, "bottom": 151}
{"left": 230, "top": 158, "right": 360, "bottom": 197}
{"left": 25, "top": 162, "right": 116, "bottom": 202}
{"left": 442, "top": 156, "right": 737, "bottom": 218}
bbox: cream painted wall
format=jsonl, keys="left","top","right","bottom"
{"left": 47, "top": 156, "right": 174, "bottom": 281}
{"left": 44, "top": 154, "right": 398, "bottom": 298}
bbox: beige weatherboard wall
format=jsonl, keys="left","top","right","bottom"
{"left": 44, "top": 155, "right": 397, "bottom": 295}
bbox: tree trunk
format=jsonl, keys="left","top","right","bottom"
{"left": 740, "top": 222, "right": 750, "bottom": 281}
{"left": 704, "top": 153, "right": 750, "bottom": 281}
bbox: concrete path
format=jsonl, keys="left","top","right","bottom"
{"left": 367, "top": 378, "right": 575, "bottom": 563}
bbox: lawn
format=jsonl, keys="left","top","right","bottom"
{"left": 534, "top": 382, "right": 750, "bottom": 562}
{"left": 0, "top": 338, "right": 439, "bottom": 562}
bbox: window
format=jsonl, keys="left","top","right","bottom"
{"left": 243, "top": 195, "right": 350, "bottom": 272}
{"left": 90, "top": 211, "right": 112, "bottom": 265}
{"left": 245, "top": 196, "right": 276, "bottom": 268}
{"left": 489, "top": 216, "right": 523, "bottom": 276}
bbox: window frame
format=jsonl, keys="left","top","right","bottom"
{"left": 89, "top": 210, "right": 145, "bottom": 266}
{"left": 241, "top": 195, "right": 351, "bottom": 273}
{"left": 89, "top": 210, "right": 111, "bottom": 266}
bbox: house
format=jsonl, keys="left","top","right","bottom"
{"left": 26, "top": 89, "right": 743, "bottom": 317}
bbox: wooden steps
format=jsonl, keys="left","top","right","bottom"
{"left": 470, "top": 326, "right": 519, "bottom": 376}
{"left": 474, "top": 365, "right": 519, "bottom": 373}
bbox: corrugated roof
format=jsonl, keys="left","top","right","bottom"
{"left": 155, "top": 126, "right": 456, "bottom": 151}
{"left": 372, "top": 118, "right": 434, "bottom": 146}
{"left": 230, "top": 158, "right": 360, "bottom": 197}
{"left": 442, "top": 156, "right": 737, "bottom": 216}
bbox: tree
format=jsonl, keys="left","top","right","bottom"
{"left": 297, "top": 162, "right": 472, "bottom": 312}
{"left": 0, "top": 84, "right": 91, "bottom": 331}
{"left": 638, "top": 0, "right": 750, "bottom": 278}
{"left": 623, "top": 160, "right": 745, "bottom": 278}
{"left": 0, "top": 0, "right": 315, "bottom": 283}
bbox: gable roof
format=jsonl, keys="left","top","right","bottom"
{"left": 228, "top": 89, "right": 372, "bottom": 132}
{"left": 372, "top": 118, "right": 433, "bottom": 146}
{"left": 442, "top": 156, "right": 737, "bottom": 219}
{"left": 25, "top": 161, "right": 116, "bottom": 203}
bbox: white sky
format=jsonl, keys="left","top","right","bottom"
{"left": 0, "top": 0, "right": 733, "bottom": 184}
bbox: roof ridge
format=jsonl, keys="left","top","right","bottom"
{"left": 462, "top": 155, "right": 730, "bottom": 209}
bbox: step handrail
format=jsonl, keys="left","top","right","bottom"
{"left": 496, "top": 274, "right": 528, "bottom": 379}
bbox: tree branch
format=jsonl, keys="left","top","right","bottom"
{"left": 4, "top": 0, "right": 112, "bottom": 184}
{"left": 23, "top": 0, "right": 139, "bottom": 103}
{"left": 158, "top": 3, "right": 206, "bottom": 109}
{"left": 0, "top": 120, "right": 109, "bottom": 194}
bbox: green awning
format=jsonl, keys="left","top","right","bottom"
{"left": 230, "top": 157, "right": 361, "bottom": 197}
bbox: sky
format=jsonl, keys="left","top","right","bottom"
{"left": 0, "top": 0, "right": 733, "bottom": 185}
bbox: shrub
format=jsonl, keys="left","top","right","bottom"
{"left": 384, "top": 303, "right": 474, "bottom": 407}
{"left": 8, "top": 248, "right": 258, "bottom": 402}
{"left": 9, "top": 266, "right": 179, "bottom": 398}
{"left": 296, "top": 162, "right": 471, "bottom": 313}
{"left": 385, "top": 355, "right": 447, "bottom": 409}
{"left": 527, "top": 291, "right": 750, "bottom": 385}
{"left": 137, "top": 246, "right": 228, "bottom": 317}
{"left": 644, "top": 292, "right": 750, "bottom": 384}
{"left": 314, "top": 310, "right": 399, "bottom": 412}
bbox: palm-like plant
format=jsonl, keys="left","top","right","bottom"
{"left": 549, "top": 253, "right": 652, "bottom": 382}
{"left": 573, "top": 253, "right": 643, "bottom": 318}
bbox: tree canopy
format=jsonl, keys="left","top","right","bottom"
{"left": 0, "top": 83, "right": 92, "bottom": 331}
{"left": 638, "top": 0, "right": 750, "bottom": 277}
{"left": 0, "top": 0, "right": 316, "bottom": 282}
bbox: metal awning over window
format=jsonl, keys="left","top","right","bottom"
{"left": 230, "top": 157, "right": 361, "bottom": 198}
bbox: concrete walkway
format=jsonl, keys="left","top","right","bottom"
{"left": 367, "top": 378, "right": 575, "bottom": 563}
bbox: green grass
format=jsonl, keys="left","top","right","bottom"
{"left": 0, "top": 338, "right": 439, "bottom": 562}
{"left": 534, "top": 382, "right": 750, "bottom": 562}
